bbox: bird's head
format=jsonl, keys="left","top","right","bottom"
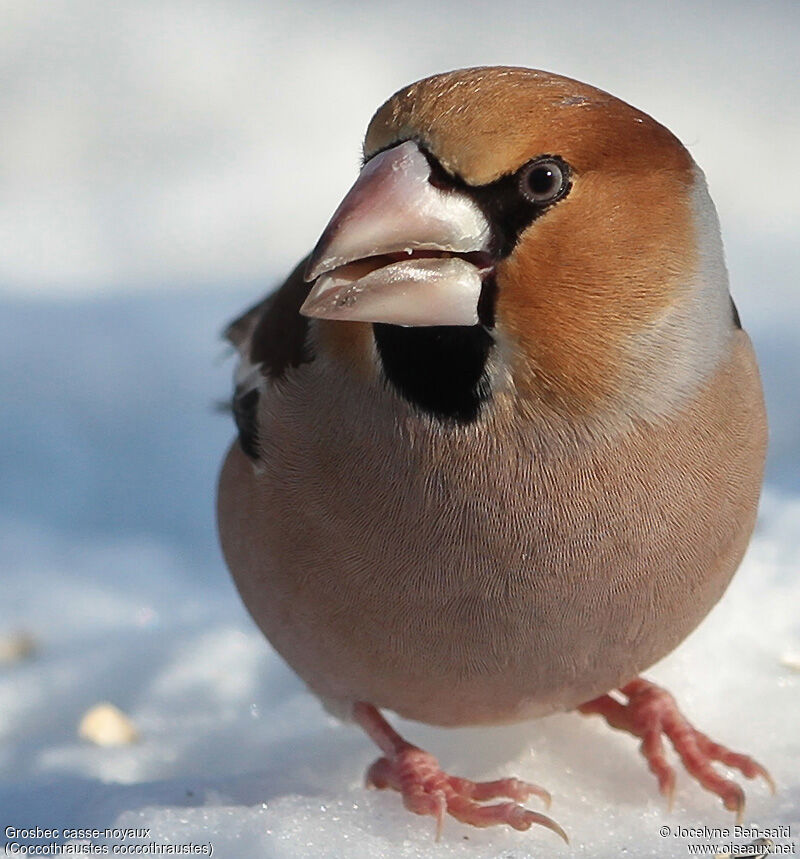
{"left": 301, "top": 67, "right": 735, "bottom": 426}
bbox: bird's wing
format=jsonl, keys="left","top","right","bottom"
{"left": 223, "top": 257, "right": 313, "bottom": 459}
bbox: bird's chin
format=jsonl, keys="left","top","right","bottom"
{"left": 299, "top": 251, "right": 493, "bottom": 328}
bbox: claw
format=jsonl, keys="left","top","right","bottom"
{"left": 728, "top": 789, "right": 745, "bottom": 825}
{"left": 508, "top": 806, "right": 570, "bottom": 843}
{"left": 432, "top": 791, "right": 446, "bottom": 842}
{"left": 759, "top": 769, "right": 777, "bottom": 796}
{"left": 664, "top": 776, "right": 676, "bottom": 813}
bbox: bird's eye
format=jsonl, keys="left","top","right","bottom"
{"left": 519, "top": 158, "right": 569, "bottom": 204}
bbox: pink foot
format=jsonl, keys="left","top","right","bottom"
{"left": 578, "top": 678, "right": 774, "bottom": 820}
{"left": 353, "top": 702, "right": 568, "bottom": 841}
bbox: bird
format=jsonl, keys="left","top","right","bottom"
{"left": 216, "top": 66, "right": 772, "bottom": 841}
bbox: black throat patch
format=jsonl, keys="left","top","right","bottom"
{"left": 373, "top": 322, "right": 494, "bottom": 424}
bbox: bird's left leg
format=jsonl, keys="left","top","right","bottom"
{"left": 577, "top": 677, "right": 774, "bottom": 820}
{"left": 352, "top": 702, "right": 567, "bottom": 841}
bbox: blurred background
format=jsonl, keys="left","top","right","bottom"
{"left": 1, "top": 2, "right": 798, "bottom": 856}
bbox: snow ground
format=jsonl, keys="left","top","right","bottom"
{"left": 0, "top": 291, "right": 798, "bottom": 858}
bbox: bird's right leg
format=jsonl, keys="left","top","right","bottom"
{"left": 352, "top": 701, "right": 568, "bottom": 841}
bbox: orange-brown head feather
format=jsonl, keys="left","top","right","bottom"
{"left": 365, "top": 67, "right": 719, "bottom": 419}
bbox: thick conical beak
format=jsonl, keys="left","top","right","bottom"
{"left": 300, "top": 140, "right": 492, "bottom": 327}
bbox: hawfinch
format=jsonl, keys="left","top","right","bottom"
{"left": 217, "top": 67, "right": 771, "bottom": 840}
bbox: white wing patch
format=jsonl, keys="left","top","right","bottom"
{"left": 228, "top": 321, "right": 267, "bottom": 461}
{"left": 234, "top": 352, "right": 265, "bottom": 398}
